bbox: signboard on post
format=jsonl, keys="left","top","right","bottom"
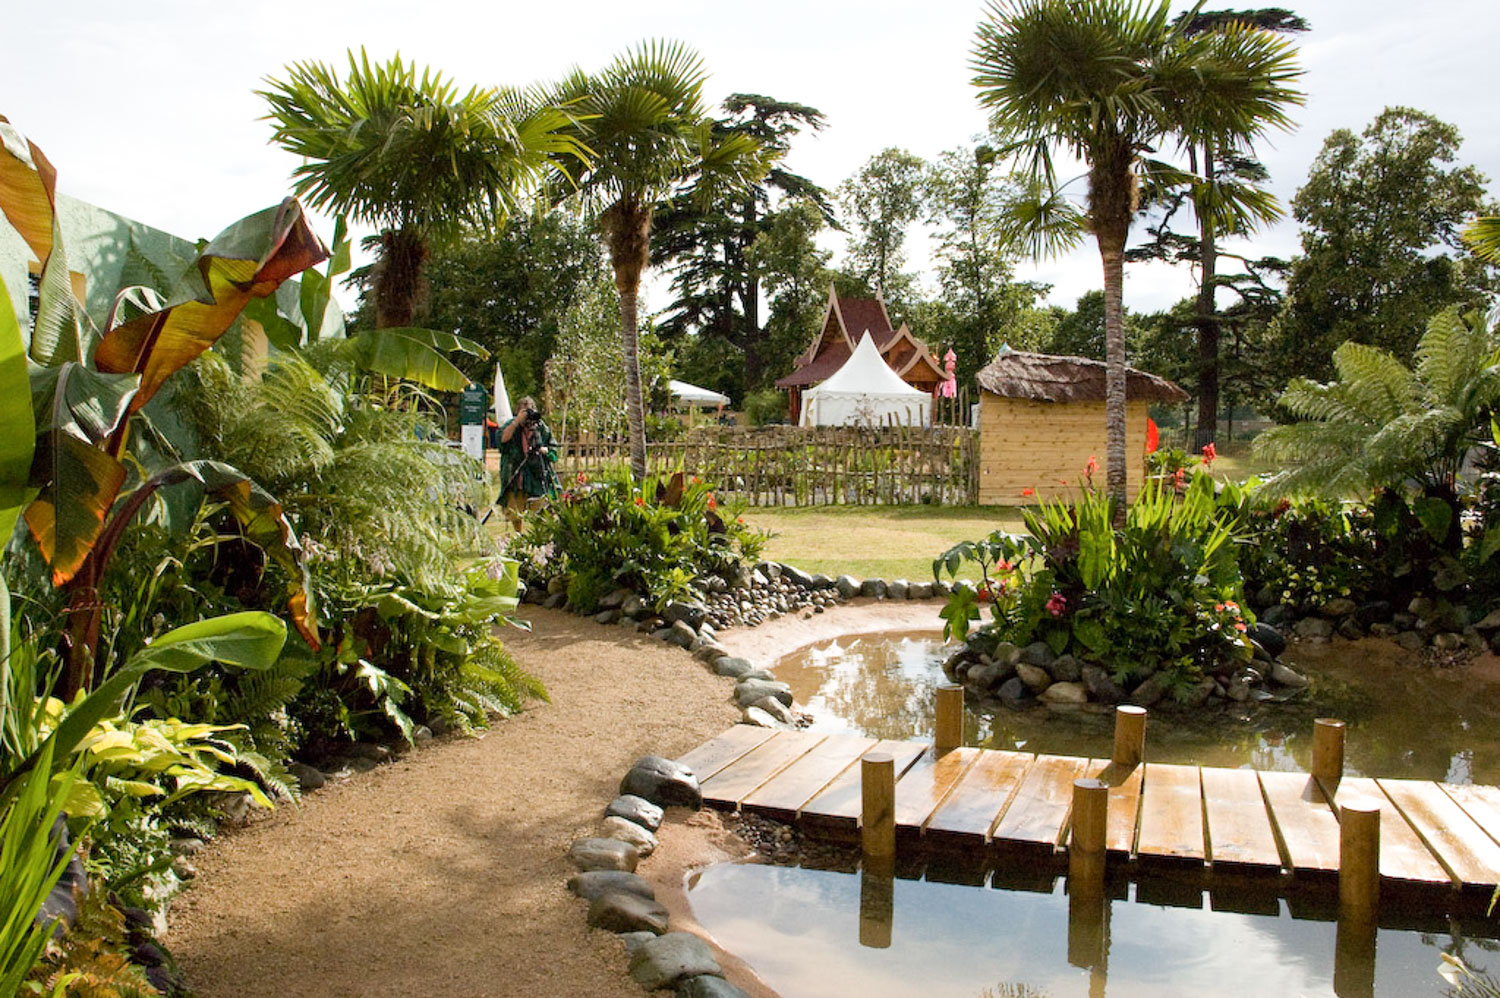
{"left": 459, "top": 383, "right": 487, "bottom": 460}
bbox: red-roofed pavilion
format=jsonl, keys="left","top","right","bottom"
{"left": 774, "top": 286, "right": 945, "bottom": 422}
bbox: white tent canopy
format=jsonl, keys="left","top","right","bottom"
{"left": 799, "top": 333, "right": 932, "bottom": 427}
{"left": 669, "top": 379, "right": 730, "bottom": 408}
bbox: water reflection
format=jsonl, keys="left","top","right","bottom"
{"left": 775, "top": 632, "right": 1500, "bottom": 784}
{"left": 689, "top": 863, "right": 1499, "bottom": 998}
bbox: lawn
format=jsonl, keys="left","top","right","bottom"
{"left": 741, "top": 504, "right": 1024, "bottom": 582}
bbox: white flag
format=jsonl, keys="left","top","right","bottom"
{"left": 493, "top": 364, "right": 513, "bottom": 424}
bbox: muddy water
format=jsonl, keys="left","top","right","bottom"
{"left": 687, "top": 632, "right": 1500, "bottom": 997}
{"left": 770, "top": 631, "right": 1500, "bottom": 783}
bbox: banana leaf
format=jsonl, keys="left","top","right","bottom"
{"left": 0, "top": 275, "right": 35, "bottom": 545}
{"left": 345, "top": 326, "right": 487, "bottom": 391}
{"left": 94, "top": 198, "right": 328, "bottom": 411}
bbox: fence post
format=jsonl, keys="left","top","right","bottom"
{"left": 1313, "top": 718, "right": 1346, "bottom": 789}
{"left": 1112, "top": 705, "right": 1148, "bottom": 767}
{"left": 861, "top": 752, "right": 896, "bottom": 868}
{"left": 935, "top": 685, "right": 964, "bottom": 753}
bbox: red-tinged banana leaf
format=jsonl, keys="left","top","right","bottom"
{"left": 0, "top": 115, "right": 84, "bottom": 366}
{"left": 23, "top": 362, "right": 140, "bottom": 584}
{"left": 0, "top": 274, "right": 36, "bottom": 544}
{"left": 89, "top": 459, "right": 321, "bottom": 650}
{"left": 94, "top": 198, "right": 328, "bottom": 412}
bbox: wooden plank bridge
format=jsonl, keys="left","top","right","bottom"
{"left": 678, "top": 715, "right": 1500, "bottom": 902}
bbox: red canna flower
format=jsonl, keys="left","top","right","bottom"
{"left": 1045, "top": 592, "right": 1068, "bottom": 618}
{"left": 1085, "top": 455, "right": 1098, "bottom": 480}
{"left": 707, "top": 496, "right": 717, "bottom": 510}
{"left": 998, "top": 560, "right": 1013, "bottom": 573}
{"left": 634, "top": 496, "right": 645, "bottom": 507}
{"left": 1202, "top": 442, "right": 1217, "bottom": 465}
{"left": 1021, "top": 487, "right": 1035, "bottom": 497}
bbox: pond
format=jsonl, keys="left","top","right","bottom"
{"left": 687, "top": 630, "right": 1500, "bottom": 997}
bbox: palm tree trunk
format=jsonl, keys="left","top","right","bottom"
{"left": 603, "top": 199, "right": 652, "bottom": 482}
{"left": 374, "top": 227, "right": 429, "bottom": 329}
{"left": 1099, "top": 232, "right": 1129, "bottom": 517}
{"left": 1194, "top": 144, "right": 1220, "bottom": 451}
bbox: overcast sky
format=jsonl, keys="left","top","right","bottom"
{"left": 5, "top": 0, "right": 1498, "bottom": 318}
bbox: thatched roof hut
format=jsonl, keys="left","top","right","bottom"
{"left": 975, "top": 349, "right": 1186, "bottom": 504}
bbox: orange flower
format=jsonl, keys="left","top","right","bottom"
{"left": 1234, "top": 622, "right": 1248, "bottom": 632}
{"left": 1021, "top": 487, "right": 1035, "bottom": 497}
{"left": 707, "top": 496, "right": 717, "bottom": 510}
{"left": 1085, "top": 455, "right": 1099, "bottom": 479}
{"left": 634, "top": 496, "right": 644, "bottom": 507}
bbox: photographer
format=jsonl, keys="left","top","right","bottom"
{"left": 497, "top": 396, "right": 560, "bottom": 528}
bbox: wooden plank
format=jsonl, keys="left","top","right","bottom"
{"left": 1258, "top": 770, "right": 1341, "bottom": 873}
{"left": 924, "top": 750, "right": 1034, "bottom": 843}
{"left": 1377, "top": 778, "right": 1500, "bottom": 888}
{"left": 1442, "top": 783, "right": 1500, "bottom": 846}
{"left": 992, "top": 754, "right": 1089, "bottom": 849}
{"left": 1333, "top": 777, "right": 1451, "bottom": 886}
{"left": 800, "top": 739, "right": 929, "bottom": 825}
{"left": 700, "top": 731, "right": 825, "bottom": 807}
{"left": 676, "top": 725, "right": 778, "bottom": 782}
{"left": 1085, "top": 760, "right": 1144, "bottom": 856}
{"left": 1136, "top": 764, "right": 1205, "bottom": 862}
{"left": 892, "top": 747, "right": 983, "bottom": 830}
{"left": 740, "top": 735, "right": 878, "bottom": 821}
{"left": 1201, "top": 767, "right": 1281, "bottom": 871}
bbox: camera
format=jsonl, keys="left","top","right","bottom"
{"left": 524, "top": 408, "right": 541, "bottom": 423}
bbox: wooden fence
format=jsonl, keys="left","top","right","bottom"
{"left": 557, "top": 424, "right": 980, "bottom": 507}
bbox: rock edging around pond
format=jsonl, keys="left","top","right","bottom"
{"left": 566, "top": 757, "right": 753, "bottom": 997}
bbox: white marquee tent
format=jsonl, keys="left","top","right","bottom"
{"left": 669, "top": 379, "right": 730, "bottom": 408}
{"left": 799, "top": 333, "right": 932, "bottom": 427}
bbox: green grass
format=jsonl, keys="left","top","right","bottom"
{"left": 741, "top": 505, "right": 1024, "bottom": 582}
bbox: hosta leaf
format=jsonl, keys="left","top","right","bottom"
{"left": 94, "top": 198, "right": 328, "bottom": 410}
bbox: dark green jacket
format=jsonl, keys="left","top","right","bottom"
{"left": 499, "top": 418, "right": 558, "bottom": 499}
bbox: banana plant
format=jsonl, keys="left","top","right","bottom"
{"left": 0, "top": 116, "right": 328, "bottom": 695}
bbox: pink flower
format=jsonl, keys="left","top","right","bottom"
{"left": 998, "top": 560, "right": 1013, "bottom": 573}
{"left": 1046, "top": 592, "right": 1068, "bottom": 618}
{"left": 1085, "top": 455, "right": 1099, "bottom": 480}
{"left": 1234, "top": 622, "right": 1248, "bottom": 632}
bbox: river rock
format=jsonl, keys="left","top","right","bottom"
{"left": 1015, "top": 662, "right": 1052, "bottom": 693}
{"left": 1337, "top": 618, "right": 1364, "bottom": 641}
{"left": 1248, "top": 622, "right": 1286, "bottom": 658}
{"left": 734, "top": 679, "right": 793, "bottom": 708}
{"left": 714, "top": 656, "right": 756, "bottom": 679}
{"left": 1318, "top": 597, "right": 1358, "bottom": 619}
{"left": 741, "top": 706, "right": 788, "bottom": 729}
{"left": 289, "top": 762, "right": 325, "bottom": 793}
{"left": 967, "top": 661, "right": 1014, "bottom": 691}
{"left": 887, "top": 580, "right": 909, "bottom": 600}
{"left": 569, "top": 870, "right": 656, "bottom": 902}
{"left": 1082, "top": 665, "right": 1126, "bottom": 704}
{"left": 594, "top": 609, "right": 621, "bottom": 625}
{"left": 1269, "top": 662, "right": 1309, "bottom": 688}
{"left": 602, "top": 816, "right": 659, "bottom": 856}
{"left": 739, "top": 668, "right": 776, "bottom": 682}
{"left": 1396, "top": 630, "right": 1426, "bottom": 652}
{"left": 932, "top": 579, "right": 951, "bottom": 597}
{"left": 630, "top": 933, "right": 722, "bottom": 991}
{"left": 910, "top": 582, "right": 933, "bottom": 599}
{"left": 543, "top": 593, "right": 567, "bottom": 610}
{"left": 1294, "top": 617, "right": 1334, "bottom": 640}
{"left": 569, "top": 837, "right": 639, "bottom": 873}
{"left": 1048, "top": 654, "right": 1082, "bottom": 683}
{"left": 665, "top": 620, "right": 698, "bottom": 648}
{"left": 621, "top": 931, "right": 657, "bottom": 954}
{"left": 620, "top": 756, "right": 702, "bottom": 809}
{"left": 997, "top": 676, "right": 1032, "bottom": 707}
{"left": 588, "top": 891, "right": 670, "bottom": 934}
{"left": 749, "top": 696, "right": 795, "bottom": 725}
{"left": 622, "top": 594, "right": 645, "bottom": 618}
{"left": 1040, "top": 681, "right": 1087, "bottom": 705}
{"left": 1355, "top": 601, "right": 1393, "bottom": 628}
{"left": 1182, "top": 677, "right": 1217, "bottom": 707}
{"left": 599, "top": 587, "right": 634, "bottom": 611}
{"left": 809, "top": 573, "right": 834, "bottom": 590}
{"left": 678, "top": 976, "right": 753, "bottom": 998}
{"left": 1368, "top": 622, "right": 1399, "bottom": 638}
{"left": 1261, "top": 604, "right": 1293, "bottom": 627}
{"left": 779, "top": 564, "right": 813, "bottom": 589}
{"left": 664, "top": 601, "right": 708, "bottom": 630}
{"left": 860, "top": 579, "right": 887, "bottom": 598}
{"left": 835, "top": 575, "right": 860, "bottom": 599}
{"left": 606, "top": 795, "right": 664, "bottom": 831}
{"left": 1019, "top": 642, "right": 1056, "bottom": 669}
{"left": 991, "top": 642, "right": 1022, "bottom": 667}
{"left": 1433, "top": 631, "right": 1465, "bottom": 652}
{"left": 694, "top": 643, "right": 725, "bottom": 665}
{"left": 1128, "top": 675, "right": 1168, "bottom": 708}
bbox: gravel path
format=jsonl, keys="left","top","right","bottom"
{"left": 165, "top": 599, "right": 942, "bottom": 997}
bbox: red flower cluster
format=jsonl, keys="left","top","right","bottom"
{"left": 1201, "top": 442, "right": 1217, "bottom": 465}
{"left": 633, "top": 496, "right": 645, "bottom": 507}
{"left": 707, "top": 495, "right": 717, "bottom": 510}
{"left": 1045, "top": 592, "right": 1068, "bottom": 618}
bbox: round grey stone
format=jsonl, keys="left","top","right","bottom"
{"left": 620, "top": 756, "right": 703, "bottom": 809}
{"left": 606, "top": 795, "right": 664, "bottom": 831}
{"left": 567, "top": 870, "right": 656, "bottom": 902}
{"left": 677, "top": 975, "right": 753, "bottom": 998}
{"left": 588, "top": 890, "right": 670, "bottom": 934}
{"left": 630, "top": 933, "right": 722, "bottom": 991}
{"left": 568, "top": 837, "right": 639, "bottom": 873}
{"left": 734, "top": 679, "right": 793, "bottom": 707}
{"left": 601, "top": 816, "right": 658, "bottom": 856}
{"left": 1015, "top": 662, "right": 1052, "bottom": 693}
{"left": 713, "top": 656, "right": 757, "bottom": 679}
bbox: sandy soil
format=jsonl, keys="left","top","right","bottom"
{"left": 165, "top": 599, "right": 946, "bottom": 998}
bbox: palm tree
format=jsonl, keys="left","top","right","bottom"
{"left": 260, "top": 49, "right": 586, "bottom": 328}
{"left": 971, "top": 0, "right": 1302, "bottom": 509}
{"left": 548, "top": 41, "right": 770, "bottom": 481}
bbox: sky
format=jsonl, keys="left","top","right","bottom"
{"left": 5, "top": 0, "right": 1499, "bottom": 319}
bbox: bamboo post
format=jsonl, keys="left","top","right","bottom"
{"left": 934, "top": 685, "right": 964, "bottom": 753}
{"left": 1338, "top": 800, "right": 1381, "bottom": 920}
{"left": 861, "top": 753, "right": 896, "bottom": 866}
{"left": 858, "top": 864, "right": 894, "bottom": 949}
{"left": 1112, "top": 705, "right": 1148, "bottom": 767}
{"left": 1313, "top": 718, "right": 1347, "bottom": 789}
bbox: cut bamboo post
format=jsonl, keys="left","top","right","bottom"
{"left": 1112, "top": 705, "right": 1148, "bottom": 768}
{"left": 858, "top": 865, "right": 894, "bottom": 949}
{"left": 1339, "top": 800, "right": 1381, "bottom": 921}
{"left": 1069, "top": 778, "right": 1110, "bottom": 890}
{"left": 861, "top": 752, "right": 896, "bottom": 865}
{"left": 1313, "top": 718, "right": 1347, "bottom": 789}
{"left": 934, "top": 685, "right": 964, "bottom": 753}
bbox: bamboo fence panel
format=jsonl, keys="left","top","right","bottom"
{"left": 554, "top": 422, "right": 979, "bottom": 506}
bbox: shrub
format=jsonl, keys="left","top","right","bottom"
{"left": 511, "top": 471, "right": 768, "bottom": 613}
{"left": 936, "top": 474, "right": 1255, "bottom": 698}
{"left": 743, "top": 388, "right": 788, "bottom": 426}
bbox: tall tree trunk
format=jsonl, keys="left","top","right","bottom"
{"left": 603, "top": 200, "right": 653, "bottom": 482}
{"left": 1091, "top": 147, "right": 1134, "bottom": 519}
{"left": 742, "top": 194, "right": 763, "bottom": 390}
{"left": 1194, "top": 144, "right": 1220, "bottom": 451}
{"left": 374, "top": 227, "right": 428, "bottom": 329}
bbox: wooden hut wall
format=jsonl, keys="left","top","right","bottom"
{"left": 977, "top": 395, "right": 1149, "bottom": 504}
